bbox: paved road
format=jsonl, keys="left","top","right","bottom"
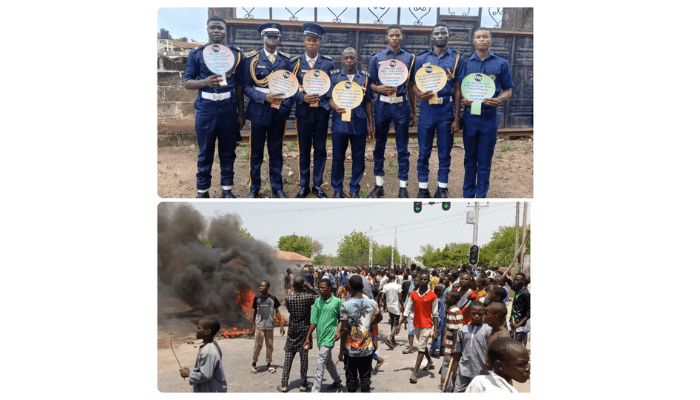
{"left": 158, "top": 301, "right": 530, "bottom": 393}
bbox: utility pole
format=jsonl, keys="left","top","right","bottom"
{"left": 391, "top": 227, "right": 397, "bottom": 267}
{"left": 514, "top": 202, "right": 520, "bottom": 272}
{"left": 472, "top": 202, "right": 480, "bottom": 246}
{"left": 369, "top": 225, "right": 373, "bottom": 267}
{"left": 520, "top": 202, "right": 528, "bottom": 274}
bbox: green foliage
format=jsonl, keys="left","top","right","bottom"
{"left": 202, "top": 237, "right": 213, "bottom": 248}
{"left": 478, "top": 225, "right": 531, "bottom": 268}
{"left": 313, "top": 253, "right": 339, "bottom": 266}
{"left": 501, "top": 142, "right": 519, "bottom": 152}
{"left": 238, "top": 229, "right": 252, "bottom": 239}
{"left": 372, "top": 245, "right": 401, "bottom": 266}
{"left": 278, "top": 234, "right": 313, "bottom": 258}
{"left": 336, "top": 231, "right": 371, "bottom": 266}
{"left": 417, "top": 242, "right": 471, "bottom": 268}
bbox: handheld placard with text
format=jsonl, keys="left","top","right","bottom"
{"left": 202, "top": 44, "right": 236, "bottom": 87}
{"left": 268, "top": 70, "right": 299, "bottom": 109}
{"left": 331, "top": 80, "right": 363, "bottom": 122}
{"left": 461, "top": 73, "right": 496, "bottom": 115}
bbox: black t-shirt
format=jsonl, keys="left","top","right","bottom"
{"left": 401, "top": 280, "right": 412, "bottom": 304}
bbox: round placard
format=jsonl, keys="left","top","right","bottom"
{"left": 302, "top": 69, "right": 331, "bottom": 95}
{"left": 331, "top": 80, "right": 364, "bottom": 110}
{"left": 202, "top": 44, "right": 236, "bottom": 76}
{"left": 377, "top": 59, "right": 408, "bottom": 86}
{"left": 268, "top": 70, "right": 300, "bottom": 98}
{"left": 415, "top": 64, "right": 448, "bottom": 93}
{"left": 460, "top": 73, "right": 496, "bottom": 101}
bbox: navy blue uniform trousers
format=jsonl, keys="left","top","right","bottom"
{"left": 462, "top": 111, "right": 498, "bottom": 198}
{"left": 249, "top": 110, "right": 286, "bottom": 193}
{"left": 195, "top": 104, "right": 239, "bottom": 190}
{"left": 296, "top": 107, "right": 330, "bottom": 188}
{"left": 373, "top": 101, "right": 411, "bottom": 181}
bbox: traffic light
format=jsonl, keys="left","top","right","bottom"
{"left": 469, "top": 245, "right": 479, "bottom": 265}
{"left": 413, "top": 202, "right": 422, "bottom": 213}
{"left": 442, "top": 202, "right": 450, "bottom": 211}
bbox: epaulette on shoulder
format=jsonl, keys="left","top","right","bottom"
{"left": 330, "top": 69, "right": 341, "bottom": 75}
{"left": 370, "top": 50, "right": 382, "bottom": 57}
{"left": 290, "top": 56, "right": 300, "bottom": 62}
{"left": 278, "top": 51, "right": 291, "bottom": 58}
{"left": 244, "top": 50, "right": 258, "bottom": 58}
{"left": 418, "top": 50, "right": 430, "bottom": 56}
{"left": 321, "top": 55, "right": 333, "bottom": 61}
{"left": 361, "top": 70, "right": 369, "bottom": 76}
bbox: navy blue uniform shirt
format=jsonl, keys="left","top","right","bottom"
{"left": 243, "top": 49, "right": 296, "bottom": 124}
{"left": 291, "top": 54, "right": 335, "bottom": 114}
{"left": 368, "top": 47, "right": 416, "bottom": 98}
{"left": 326, "top": 68, "right": 373, "bottom": 135}
{"left": 412, "top": 47, "right": 465, "bottom": 99}
{"left": 456, "top": 50, "right": 514, "bottom": 114}
{"left": 184, "top": 43, "right": 244, "bottom": 110}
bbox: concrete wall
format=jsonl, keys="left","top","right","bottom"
{"left": 157, "top": 56, "right": 198, "bottom": 146}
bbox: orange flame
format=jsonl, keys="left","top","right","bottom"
{"left": 219, "top": 327, "right": 253, "bottom": 338}
{"left": 237, "top": 288, "right": 255, "bottom": 321}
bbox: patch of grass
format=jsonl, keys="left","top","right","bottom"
{"left": 501, "top": 142, "right": 519, "bottom": 152}
{"left": 213, "top": 151, "right": 219, "bottom": 164}
{"left": 236, "top": 146, "right": 250, "bottom": 161}
{"left": 386, "top": 158, "right": 398, "bottom": 174}
{"left": 408, "top": 138, "right": 418, "bottom": 143}
{"left": 261, "top": 183, "right": 271, "bottom": 193}
{"left": 325, "top": 164, "right": 332, "bottom": 172}
{"left": 284, "top": 141, "right": 298, "bottom": 150}
{"left": 359, "top": 190, "right": 369, "bottom": 198}
{"left": 285, "top": 182, "right": 294, "bottom": 192}
{"left": 496, "top": 151, "right": 503, "bottom": 159}
{"left": 524, "top": 144, "right": 532, "bottom": 154}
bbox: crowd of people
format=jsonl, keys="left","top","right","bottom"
{"left": 179, "top": 263, "right": 530, "bottom": 393}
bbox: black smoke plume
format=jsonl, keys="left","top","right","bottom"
{"left": 158, "top": 203, "right": 282, "bottom": 328}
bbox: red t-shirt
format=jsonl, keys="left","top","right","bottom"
{"left": 410, "top": 290, "right": 438, "bottom": 328}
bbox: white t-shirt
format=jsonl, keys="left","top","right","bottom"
{"left": 380, "top": 282, "right": 403, "bottom": 315}
{"left": 465, "top": 372, "right": 519, "bottom": 393}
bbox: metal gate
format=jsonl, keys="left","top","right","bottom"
{"left": 210, "top": 7, "right": 533, "bottom": 131}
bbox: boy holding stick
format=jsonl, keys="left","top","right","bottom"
{"left": 179, "top": 316, "right": 227, "bottom": 392}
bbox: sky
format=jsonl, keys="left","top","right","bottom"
{"left": 156, "top": 7, "right": 501, "bottom": 42}
{"left": 184, "top": 200, "right": 530, "bottom": 259}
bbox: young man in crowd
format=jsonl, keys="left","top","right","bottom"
{"left": 485, "top": 302, "right": 510, "bottom": 346}
{"left": 499, "top": 272, "right": 530, "bottom": 346}
{"left": 379, "top": 272, "right": 404, "bottom": 348}
{"left": 179, "top": 316, "right": 227, "bottom": 392}
{"left": 278, "top": 278, "right": 318, "bottom": 392}
{"left": 304, "top": 279, "right": 343, "bottom": 392}
{"left": 450, "top": 301, "right": 491, "bottom": 392}
{"left": 439, "top": 291, "right": 463, "bottom": 392}
{"left": 339, "top": 275, "right": 383, "bottom": 392}
{"left": 465, "top": 337, "right": 530, "bottom": 392}
{"left": 251, "top": 280, "right": 285, "bottom": 374}
{"left": 395, "top": 272, "right": 439, "bottom": 384}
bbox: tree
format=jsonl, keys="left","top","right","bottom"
{"left": 278, "top": 234, "right": 313, "bottom": 258}
{"left": 337, "top": 231, "right": 372, "bottom": 266}
{"left": 478, "top": 225, "right": 531, "bottom": 268}
{"left": 312, "top": 239, "right": 323, "bottom": 255}
{"left": 239, "top": 228, "right": 252, "bottom": 239}
{"left": 313, "top": 254, "right": 339, "bottom": 266}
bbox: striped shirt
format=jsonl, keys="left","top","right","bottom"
{"left": 444, "top": 305, "right": 464, "bottom": 355}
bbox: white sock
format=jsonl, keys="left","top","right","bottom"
{"left": 376, "top": 176, "right": 384, "bottom": 186}
{"left": 198, "top": 189, "right": 208, "bottom": 193}
{"left": 400, "top": 180, "right": 407, "bottom": 188}
{"left": 438, "top": 182, "right": 448, "bottom": 188}
{"left": 222, "top": 186, "right": 232, "bottom": 191}
{"left": 419, "top": 182, "right": 429, "bottom": 189}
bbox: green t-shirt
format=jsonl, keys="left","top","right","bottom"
{"left": 310, "top": 295, "right": 342, "bottom": 347}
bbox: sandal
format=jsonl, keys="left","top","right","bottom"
{"left": 250, "top": 366, "right": 258, "bottom": 374}
{"left": 402, "top": 348, "right": 413, "bottom": 354}
{"left": 327, "top": 381, "right": 343, "bottom": 390}
{"left": 268, "top": 367, "right": 276, "bottom": 374}
{"left": 409, "top": 376, "right": 418, "bottom": 384}
{"left": 422, "top": 363, "right": 435, "bottom": 371}
{"left": 299, "top": 385, "right": 308, "bottom": 392}
{"left": 277, "top": 386, "right": 288, "bottom": 393}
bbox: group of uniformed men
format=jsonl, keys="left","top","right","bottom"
{"left": 183, "top": 16, "right": 514, "bottom": 199}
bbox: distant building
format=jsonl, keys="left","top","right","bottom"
{"left": 274, "top": 250, "right": 314, "bottom": 269}
{"left": 157, "top": 39, "right": 206, "bottom": 57}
